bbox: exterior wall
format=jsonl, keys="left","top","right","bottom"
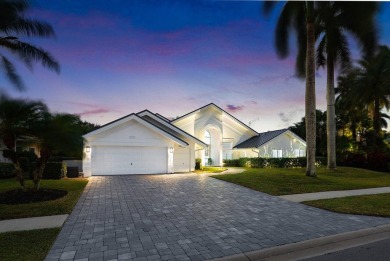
{"left": 83, "top": 120, "right": 174, "bottom": 176}
{"left": 173, "top": 106, "right": 257, "bottom": 166}
{"left": 258, "top": 133, "right": 306, "bottom": 158}
{"left": 231, "top": 132, "right": 306, "bottom": 159}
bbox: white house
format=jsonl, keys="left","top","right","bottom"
{"left": 82, "top": 103, "right": 306, "bottom": 176}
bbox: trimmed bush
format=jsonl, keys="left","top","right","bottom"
{"left": 223, "top": 157, "right": 324, "bottom": 169}
{"left": 66, "top": 167, "right": 80, "bottom": 178}
{"left": 195, "top": 158, "right": 202, "bottom": 170}
{"left": 0, "top": 163, "right": 14, "bottom": 179}
{"left": 42, "top": 162, "right": 67, "bottom": 179}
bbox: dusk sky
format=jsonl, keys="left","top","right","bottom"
{"left": 2, "top": 1, "right": 390, "bottom": 132}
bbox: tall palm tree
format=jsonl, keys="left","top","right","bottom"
{"left": 0, "top": 0, "right": 60, "bottom": 91}
{"left": 0, "top": 93, "right": 47, "bottom": 189}
{"left": 264, "top": 1, "right": 317, "bottom": 176}
{"left": 316, "top": 2, "right": 379, "bottom": 169}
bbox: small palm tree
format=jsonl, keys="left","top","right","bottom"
{"left": 0, "top": 0, "right": 59, "bottom": 90}
{"left": 0, "top": 93, "right": 47, "bottom": 189}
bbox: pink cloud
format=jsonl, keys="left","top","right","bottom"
{"left": 77, "top": 108, "right": 111, "bottom": 116}
{"left": 226, "top": 104, "right": 244, "bottom": 112}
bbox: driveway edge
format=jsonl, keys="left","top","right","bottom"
{"left": 210, "top": 223, "right": 390, "bottom": 261}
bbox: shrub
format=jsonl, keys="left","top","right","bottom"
{"left": 66, "top": 167, "right": 80, "bottom": 178}
{"left": 42, "top": 162, "right": 67, "bottom": 179}
{"left": 367, "top": 152, "right": 390, "bottom": 172}
{"left": 223, "top": 157, "right": 322, "bottom": 169}
{"left": 0, "top": 163, "right": 14, "bottom": 179}
{"left": 195, "top": 158, "right": 202, "bottom": 170}
{"left": 223, "top": 159, "right": 239, "bottom": 167}
{"left": 338, "top": 152, "right": 367, "bottom": 169}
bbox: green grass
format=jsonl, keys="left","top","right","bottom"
{"left": 194, "top": 166, "right": 227, "bottom": 173}
{"left": 304, "top": 193, "right": 390, "bottom": 217}
{"left": 212, "top": 167, "right": 390, "bottom": 195}
{"left": 0, "top": 178, "right": 88, "bottom": 220}
{"left": 0, "top": 228, "right": 60, "bottom": 261}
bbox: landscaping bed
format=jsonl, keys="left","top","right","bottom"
{"left": 212, "top": 167, "right": 390, "bottom": 195}
{"left": 194, "top": 166, "right": 227, "bottom": 173}
{"left": 0, "top": 178, "right": 88, "bottom": 220}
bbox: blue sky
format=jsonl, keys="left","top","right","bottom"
{"left": 3, "top": 1, "right": 390, "bottom": 132}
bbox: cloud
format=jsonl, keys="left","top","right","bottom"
{"left": 226, "top": 104, "right": 244, "bottom": 112}
{"left": 77, "top": 108, "right": 111, "bottom": 116}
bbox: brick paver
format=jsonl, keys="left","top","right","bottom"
{"left": 46, "top": 174, "right": 390, "bottom": 261}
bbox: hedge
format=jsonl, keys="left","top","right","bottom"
{"left": 223, "top": 157, "right": 326, "bottom": 168}
{"left": 0, "top": 163, "right": 14, "bottom": 179}
{"left": 42, "top": 162, "right": 67, "bottom": 179}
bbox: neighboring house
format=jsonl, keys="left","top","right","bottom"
{"left": 82, "top": 103, "right": 306, "bottom": 176}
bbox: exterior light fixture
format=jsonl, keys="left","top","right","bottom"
{"left": 169, "top": 147, "right": 174, "bottom": 153}
{"left": 85, "top": 146, "right": 91, "bottom": 153}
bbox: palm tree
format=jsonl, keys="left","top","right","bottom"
{"left": 0, "top": 0, "right": 60, "bottom": 91}
{"left": 336, "top": 46, "right": 390, "bottom": 149}
{"left": 315, "top": 2, "right": 379, "bottom": 169}
{"left": 264, "top": 1, "right": 317, "bottom": 176}
{"left": 0, "top": 93, "right": 47, "bottom": 189}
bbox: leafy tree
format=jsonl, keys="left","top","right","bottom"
{"left": 264, "top": 1, "right": 317, "bottom": 176}
{"left": 0, "top": 0, "right": 59, "bottom": 90}
{"left": 289, "top": 110, "right": 326, "bottom": 156}
{"left": 0, "top": 93, "right": 47, "bottom": 189}
{"left": 315, "top": 2, "right": 379, "bottom": 169}
{"left": 31, "top": 113, "right": 83, "bottom": 190}
{"left": 338, "top": 46, "right": 390, "bottom": 149}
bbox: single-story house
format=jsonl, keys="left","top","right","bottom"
{"left": 82, "top": 103, "right": 306, "bottom": 176}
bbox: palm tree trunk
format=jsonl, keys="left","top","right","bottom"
{"left": 14, "top": 161, "right": 25, "bottom": 190}
{"left": 33, "top": 160, "right": 46, "bottom": 191}
{"left": 373, "top": 98, "right": 380, "bottom": 149}
{"left": 305, "top": 1, "right": 317, "bottom": 177}
{"left": 326, "top": 56, "right": 337, "bottom": 169}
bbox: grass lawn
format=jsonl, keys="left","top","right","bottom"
{"left": 0, "top": 178, "right": 88, "bottom": 220}
{"left": 194, "top": 166, "right": 227, "bottom": 173}
{"left": 212, "top": 167, "right": 390, "bottom": 195}
{"left": 0, "top": 228, "right": 60, "bottom": 261}
{"left": 304, "top": 193, "right": 390, "bottom": 217}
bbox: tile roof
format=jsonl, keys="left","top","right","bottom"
{"left": 233, "top": 129, "right": 289, "bottom": 149}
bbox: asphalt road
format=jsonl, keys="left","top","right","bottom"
{"left": 301, "top": 238, "right": 390, "bottom": 261}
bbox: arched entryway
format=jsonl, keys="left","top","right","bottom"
{"left": 201, "top": 126, "right": 222, "bottom": 166}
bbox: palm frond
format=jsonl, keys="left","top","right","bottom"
{"left": 0, "top": 55, "right": 25, "bottom": 91}
{"left": 0, "top": 38, "right": 60, "bottom": 73}
{"left": 2, "top": 18, "right": 55, "bottom": 38}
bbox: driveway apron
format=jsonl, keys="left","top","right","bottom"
{"left": 45, "top": 174, "right": 390, "bottom": 261}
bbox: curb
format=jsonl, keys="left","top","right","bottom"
{"left": 209, "top": 224, "right": 390, "bottom": 261}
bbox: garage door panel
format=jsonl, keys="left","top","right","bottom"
{"left": 174, "top": 146, "right": 190, "bottom": 173}
{"left": 92, "top": 146, "right": 166, "bottom": 175}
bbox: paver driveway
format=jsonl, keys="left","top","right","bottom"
{"left": 46, "top": 174, "right": 390, "bottom": 261}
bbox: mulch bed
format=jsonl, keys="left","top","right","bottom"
{"left": 0, "top": 189, "right": 67, "bottom": 205}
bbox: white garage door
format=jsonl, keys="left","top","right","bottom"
{"left": 91, "top": 146, "right": 167, "bottom": 175}
{"left": 173, "top": 146, "right": 190, "bottom": 172}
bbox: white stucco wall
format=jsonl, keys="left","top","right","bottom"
{"left": 83, "top": 120, "right": 176, "bottom": 176}
{"left": 231, "top": 132, "right": 306, "bottom": 159}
